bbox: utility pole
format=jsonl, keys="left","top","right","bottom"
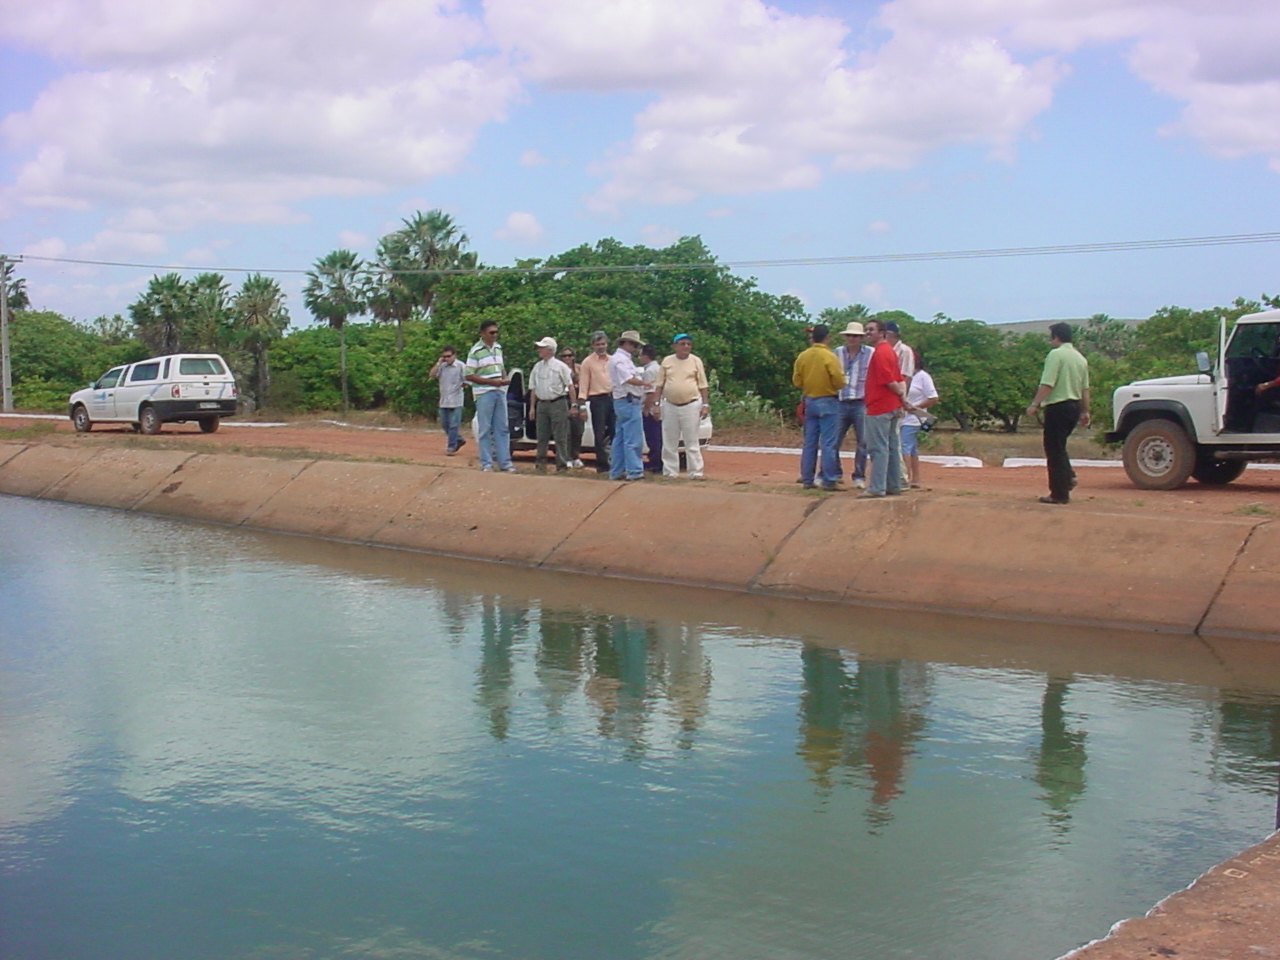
{"left": 0, "top": 254, "right": 21, "bottom": 413}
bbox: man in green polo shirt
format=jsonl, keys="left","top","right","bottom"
{"left": 1026, "top": 322, "right": 1091, "bottom": 504}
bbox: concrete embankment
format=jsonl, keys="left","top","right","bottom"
{"left": 2, "top": 439, "right": 1276, "bottom": 641}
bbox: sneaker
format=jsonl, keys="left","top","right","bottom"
{"left": 571, "top": 459, "right": 585, "bottom": 469}
{"left": 446, "top": 448, "right": 456, "bottom": 457}
{"left": 857, "top": 491, "right": 886, "bottom": 499}
{"left": 821, "top": 483, "right": 844, "bottom": 491}
{"left": 853, "top": 478, "right": 866, "bottom": 489}
{"left": 503, "top": 465, "right": 518, "bottom": 473}
{"left": 481, "top": 465, "right": 493, "bottom": 472}
{"left": 801, "top": 482, "right": 816, "bottom": 489}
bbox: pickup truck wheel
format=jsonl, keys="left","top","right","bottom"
{"left": 1192, "top": 455, "right": 1247, "bottom": 485}
{"left": 1122, "top": 419, "right": 1195, "bottom": 490}
{"left": 138, "top": 405, "right": 162, "bottom": 435}
{"left": 198, "top": 417, "right": 219, "bottom": 434}
{"left": 71, "top": 405, "right": 92, "bottom": 433}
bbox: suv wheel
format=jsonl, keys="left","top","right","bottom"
{"left": 1122, "top": 419, "right": 1195, "bottom": 490}
{"left": 1192, "top": 454, "right": 1247, "bottom": 485}
{"left": 71, "top": 405, "right": 92, "bottom": 433}
{"left": 138, "top": 405, "right": 162, "bottom": 435}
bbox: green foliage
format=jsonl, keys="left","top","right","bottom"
{"left": 6, "top": 309, "right": 147, "bottom": 410}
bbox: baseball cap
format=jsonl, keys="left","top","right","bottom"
{"left": 672, "top": 333, "right": 692, "bottom": 343}
{"left": 534, "top": 336, "right": 557, "bottom": 350}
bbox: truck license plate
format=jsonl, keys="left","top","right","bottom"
{"left": 199, "top": 402, "right": 219, "bottom": 409}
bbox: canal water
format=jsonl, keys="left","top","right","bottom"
{"left": 3, "top": 496, "right": 1280, "bottom": 960}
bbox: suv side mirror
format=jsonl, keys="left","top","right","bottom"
{"left": 1195, "top": 351, "right": 1211, "bottom": 374}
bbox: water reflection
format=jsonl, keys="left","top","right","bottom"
{"left": 1033, "top": 677, "right": 1089, "bottom": 833}
{"left": 5, "top": 497, "right": 1280, "bottom": 960}
{"left": 798, "top": 646, "right": 929, "bottom": 825}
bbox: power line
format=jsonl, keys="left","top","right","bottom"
{"left": 19, "top": 230, "right": 1280, "bottom": 277}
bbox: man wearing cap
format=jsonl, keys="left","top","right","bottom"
{"left": 530, "top": 336, "right": 575, "bottom": 472}
{"left": 608, "top": 330, "right": 649, "bottom": 481}
{"left": 578, "top": 331, "right": 615, "bottom": 473}
{"left": 654, "top": 333, "right": 710, "bottom": 479}
{"left": 833, "top": 322, "right": 873, "bottom": 488}
{"left": 792, "top": 323, "right": 846, "bottom": 490}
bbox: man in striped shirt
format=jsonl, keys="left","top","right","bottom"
{"left": 465, "top": 320, "right": 515, "bottom": 473}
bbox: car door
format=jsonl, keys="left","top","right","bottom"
{"left": 116, "top": 360, "right": 162, "bottom": 421}
{"left": 89, "top": 367, "right": 125, "bottom": 420}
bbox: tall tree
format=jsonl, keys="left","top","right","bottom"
{"left": 396, "top": 209, "right": 478, "bottom": 321}
{"left": 818, "top": 304, "right": 869, "bottom": 329}
{"left": 233, "top": 274, "right": 290, "bottom": 408}
{"left": 303, "top": 250, "right": 365, "bottom": 416}
{"left": 2, "top": 261, "right": 30, "bottom": 311}
{"left": 366, "top": 231, "right": 417, "bottom": 351}
{"left": 187, "top": 272, "right": 232, "bottom": 353}
{"left": 129, "top": 273, "right": 192, "bottom": 355}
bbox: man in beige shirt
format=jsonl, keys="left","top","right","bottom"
{"left": 654, "top": 333, "right": 710, "bottom": 478}
{"left": 578, "top": 330, "right": 614, "bottom": 473}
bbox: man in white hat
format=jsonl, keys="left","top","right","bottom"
{"left": 530, "top": 336, "right": 575, "bottom": 471}
{"left": 833, "top": 321, "right": 873, "bottom": 488}
{"left": 608, "top": 330, "right": 648, "bottom": 480}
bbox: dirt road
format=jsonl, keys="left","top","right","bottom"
{"left": 6, "top": 414, "right": 1279, "bottom": 520}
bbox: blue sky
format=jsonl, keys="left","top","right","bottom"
{"left": 3, "top": 0, "right": 1279, "bottom": 327}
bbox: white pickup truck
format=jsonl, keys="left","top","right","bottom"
{"left": 69, "top": 354, "right": 239, "bottom": 434}
{"left": 1107, "top": 308, "right": 1280, "bottom": 489}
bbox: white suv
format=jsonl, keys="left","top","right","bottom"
{"left": 1107, "top": 308, "right": 1280, "bottom": 489}
{"left": 69, "top": 354, "right": 238, "bottom": 435}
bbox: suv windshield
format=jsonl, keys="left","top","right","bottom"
{"left": 1227, "top": 323, "right": 1280, "bottom": 360}
{"left": 179, "top": 358, "right": 225, "bottom": 375}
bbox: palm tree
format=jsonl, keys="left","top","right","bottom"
{"left": 365, "top": 232, "right": 416, "bottom": 351}
{"left": 129, "top": 273, "right": 192, "bottom": 355}
{"left": 2, "top": 261, "right": 29, "bottom": 312}
{"left": 187, "top": 272, "right": 232, "bottom": 353}
{"left": 233, "top": 274, "right": 290, "bottom": 408}
{"left": 396, "top": 209, "right": 478, "bottom": 320}
{"left": 303, "top": 250, "right": 365, "bottom": 416}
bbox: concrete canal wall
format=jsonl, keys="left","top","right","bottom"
{"left": 1, "top": 439, "right": 1276, "bottom": 641}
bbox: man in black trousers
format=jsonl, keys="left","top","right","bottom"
{"left": 1026, "top": 322, "right": 1091, "bottom": 504}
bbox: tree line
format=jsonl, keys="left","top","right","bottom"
{"left": 2, "top": 219, "right": 1275, "bottom": 433}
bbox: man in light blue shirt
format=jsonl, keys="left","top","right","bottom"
{"left": 608, "top": 330, "right": 648, "bottom": 481}
{"left": 833, "top": 321, "right": 873, "bottom": 488}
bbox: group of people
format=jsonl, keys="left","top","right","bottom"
{"left": 430, "top": 321, "right": 709, "bottom": 480}
{"left": 793, "top": 319, "right": 939, "bottom": 497}
{"left": 430, "top": 315, "right": 1091, "bottom": 507}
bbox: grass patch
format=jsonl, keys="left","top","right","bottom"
{"left": 1234, "top": 503, "right": 1274, "bottom": 517}
{"left": 0, "top": 421, "right": 58, "bottom": 441}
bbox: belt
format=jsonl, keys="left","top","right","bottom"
{"left": 614, "top": 394, "right": 642, "bottom": 402}
{"left": 666, "top": 397, "right": 700, "bottom": 407}
{"left": 537, "top": 395, "right": 568, "bottom": 402}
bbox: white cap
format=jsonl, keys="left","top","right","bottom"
{"left": 534, "top": 337, "right": 557, "bottom": 350}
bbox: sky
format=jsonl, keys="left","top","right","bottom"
{"left": 2, "top": 0, "right": 1279, "bottom": 327}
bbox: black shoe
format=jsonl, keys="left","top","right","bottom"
{"left": 1039, "top": 496, "right": 1069, "bottom": 504}
{"left": 802, "top": 482, "right": 816, "bottom": 489}
{"left": 455, "top": 438, "right": 466, "bottom": 452}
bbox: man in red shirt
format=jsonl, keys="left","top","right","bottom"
{"left": 860, "top": 319, "right": 908, "bottom": 498}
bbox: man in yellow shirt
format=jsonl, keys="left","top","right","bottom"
{"left": 792, "top": 324, "right": 847, "bottom": 490}
{"left": 654, "top": 333, "right": 710, "bottom": 478}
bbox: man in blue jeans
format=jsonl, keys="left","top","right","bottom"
{"left": 429, "top": 345, "right": 467, "bottom": 455}
{"left": 608, "top": 330, "right": 648, "bottom": 480}
{"left": 792, "top": 324, "right": 846, "bottom": 490}
{"left": 464, "top": 320, "right": 515, "bottom": 473}
{"left": 833, "top": 321, "right": 872, "bottom": 487}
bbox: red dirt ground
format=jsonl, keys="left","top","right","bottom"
{"left": 8, "top": 414, "right": 1278, "bottom": 521}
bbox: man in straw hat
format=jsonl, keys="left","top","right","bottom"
{"left": 608, "top": 330, "right": 649, "bottom": 481}
{"left": 833, "top": 320, "right": 873, "bottom": 488}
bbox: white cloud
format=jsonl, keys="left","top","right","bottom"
{"left": 338, "top": 230, "right": 370, "bottom": 249}
{"left": 886, "top": 0, "right": 1280, "bottom": 169}
{"left": 868, "top": 220, "right": 892, "bottom": 233}
{"left": 639, "top": 223, "right": 679, "bottom": 246}
{"left": 520, "top": 149, "right": 550, "bottom": 166}
{"left": 495, "top": 211, "right": 544, "bottom": 243}
{"left": 2, "top": 1, "right": 518, "bottom": 228}
{"left": 22, "top": 237, "right": 68, "bottom": 258}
